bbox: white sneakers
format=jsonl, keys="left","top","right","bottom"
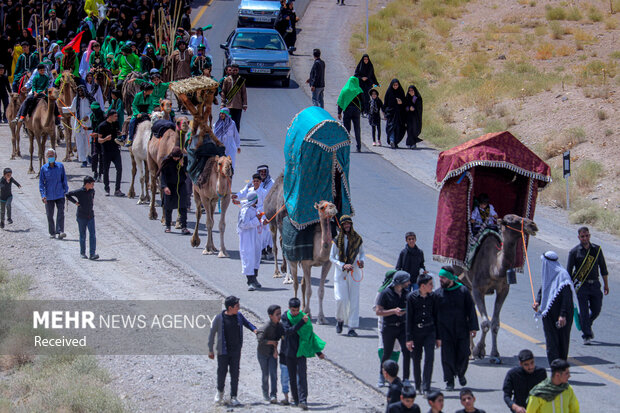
{"left": 214, "top": 392, "right": 241, "bottom": 407}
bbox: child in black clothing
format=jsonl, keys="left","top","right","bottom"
{"left": 426, "top": 391, "right": 444, "bottom": 413}
{"left": 387, "top": 385, "right": 421, "bottom": 413}
{"left": 368, "top": 88, "right": 383, "bottom": 146}
{"left": 455, "top": 388, "right": 486, "bottom": 413}
{"left": 384, "top": 359, "right": 403, "bottom": 410}
{"left": 66, "top": 176, "right": 98, "bottom": 260}
{"left": 0, "top": 168, "right": 22, "bottom": 228}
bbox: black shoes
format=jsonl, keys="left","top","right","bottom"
{"left": 114, "top": 190, "right": 125, "bottom": 197}
{"left": 446, "top": 382, "right": 455, "bottom": 391}
{"left": 89, "top": 254, "right": 99, "bottom": 260}
{"left": 80, "top": 254, "right": 88, "bottom": 259}
{"left": 347, "top": 329, "right": 358, "bottom": 337}
{"left": 336, "top": 321, "right": 343, "bottom": 334}
{"left": 458, "top": 375, "right": 467, "bottom": 386}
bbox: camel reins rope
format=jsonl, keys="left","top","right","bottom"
{"left": 56, "top": 76, "right": 89, "bottom": 130}
{"left": 505, "top": 219, "right": 536, "bottom": 304}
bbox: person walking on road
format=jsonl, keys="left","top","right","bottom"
{"left": 503, "top": 349, "right": 547, "bottom": 413}
{"left": 406, "top": 273, "right": 439, "bottom": 396}
{"left": 533, "top": 251, "right": 577, "bottom": 364}
{"left": 213, "top": 108, "right": 241, "bottom": 169}
{"left": 39, "top": 148, "right": 69, "bottom": 239}
{"left": 330, "top": 215, "right": 365, "bottom": 337}
{"left": 208, "top": 295, "right": 258, "bottom": 407}
{"left": 435, "top": 266, "right": 479, "bottom": 390}
{"left": 396, "top": 231, "right": 427, "bottom": 289}
{"left": 159, "top": 147, "right": 189, "bottom": 234}
{"left": 237, "top": 192, "right": 262, "bottom": 291}
{"left": 404, "top": 85, "right": 423, "bottom": 149}
{"left": 221, "top": 64, "right": 247, "bottom": 132}
{"left": 257, "top": 304, "right": 285, "bottom": 404}
{"left": 376, "top": 271, "right": 412, "bottom": 386}
{"left": 354, "top": 54, "right": 379, "bottom": 115}
{"left": 368, "top": 89, "right": 384, "bottom": 146}
{"left": 526, "top": 359, "right": 580, "bottom": 413}
{"left": 65, "top": 176, "right": 99, "bottom": 260}
{"left": 281, "top": 297, "right": 326, "bottom": 410}
{"left": 567, "top": 227, "right": 609, "bottom": 345}
{"left": 383, "top": 359, "right": 403, "bottom": 408}
{"left": 306, "top": 48, "right": 325, "bottom": 108}
{"left": 384, "top": 79, "right": 406, "bottom": 149}
{"left": 387, "top": 385, "right": 421, "bottom": 413}
{"left": 337, "top": 76, "right": 363, "bottom": 152}
{"left": 0, "top": 168, "right": 22, "bottom": 229}
{"left": 96, "top": 110, "right": 125, "bottom": 197}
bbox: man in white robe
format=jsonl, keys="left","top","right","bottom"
{"left": 330, "top": 215, "right": 365, "bottom": 337}
{"left": 213, "top": 108, "right": 241, "bottom": 169}
{"left": 237, "top": 192, "right": 262, "bottom": 291}
{"left": 61, "top": 85, "right": 92, "bottom": 167}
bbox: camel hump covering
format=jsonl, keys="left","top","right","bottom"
{"left": 283, "top": 106, "right": 353, "bottom": 230}
{"left": 432, "top": 131, "right": 551, "bottom": 270}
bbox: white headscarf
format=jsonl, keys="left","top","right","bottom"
{"left": 539, "top": 251, "right": 577, "bottom": 317}
{"left": 237, "top": 192, "right": 259, "bottom": 231}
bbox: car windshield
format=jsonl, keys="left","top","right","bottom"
{"left": 231, "top": 33, "right": 285, "bottom": 51}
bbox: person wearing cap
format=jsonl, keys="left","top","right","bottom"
{"left": 61, "top": 85, "right": 93, "bottom": 167}
{"left": 220, "top": 64, "right": 247, "bottom": 132}
{"left": 45, "top": 9, "right": 63, "bottom": 38}
{"left": 135, "top": 70, "right": 170, "bottom": 109}
{"left": 237, "top": 191, "right": 263, "bottom": 291}
{"left": 115, "top": 44, "right": 141, "bottom": 90}
{"left": 330, "top": 215, "right": 365, "bottom": 337}
{"left": 15, "top": 64, "right": 51, "bottom": 123}
{"left": 12, "top": 42, "right": 39, "bottom": 92}
{"left": 406, "top": 273, "right": 439, "bottom": 396}
{"left": 190, "top": 44, "right": 212, "bottom": 76}
{"left": 533, "top": 251, "right": 577, "bottom": 364}
{"left": 435, "top": 266, "right": 479, "bottom": 390}
{"left": 213, "top": 107, "right": 241, "bottom": 169}
{"left": 0, "top": 64, "right": 10, "bottom": 123}
{"left": 376, "top": 270, "right": 412, "bottom": 385}
{"left": 125, "top": 82, "right": 154, "bottom": 146}
{"left": 170, "top": 37, "right": 192, "bottom": 82}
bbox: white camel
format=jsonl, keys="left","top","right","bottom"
{"left": 127, "top": 119, "right": 152, "bottom": 207}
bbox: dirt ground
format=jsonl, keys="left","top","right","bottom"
{"left": 0, "top": 130, "right": 383, "bottom": 412}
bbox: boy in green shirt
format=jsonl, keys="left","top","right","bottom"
{"left": 135, "top": 70, "right": 170, "bottom": 109}
{"left": 125, "top": 83, "right": 154, "bottom": 147}
{"left": 116, "top": 45, "right": 141, "bottom": 90}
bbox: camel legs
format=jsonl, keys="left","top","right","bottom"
{"left": 9, "top": 124, "right": 19, "bottom": 159}
{"left": 148, "top": 164, "right": 159, "bottom": 220}
{"left": 62, "top": 117, "right": 73, "bottom": 161}
{"left": 190, "top": 188, "right": 202, "bottom": 248}
{"left": 472, "top": 287, "right": 490, "bottom": 360}
{"left": 27, "top": 131, "right": 35, "bottom": 174}
{"left": 128, "top": 152, "right": 137, "bottom": 199}
{"left": 203, "top": 198, "right": 218, "bottom": 255}
{"left": 217, "top": 196, "right": 229, "bottom": 258}
{"left": 301, "top": 262, "right": 313, "bottom": 319}
{"left": 317, "top": 262, "right": 332, "bottom": 325}
{"left": 490, "top": 287, "right": 509, "bottom": 360}
{"left": 270, "top": 222, "right": 282, "bottom": 278}
{"left": 290, "top": 261, "right": 300, "bottom": 297}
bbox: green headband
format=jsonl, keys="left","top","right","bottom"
{"left": 439, "top": 268, "right": 460, "bottom": 283}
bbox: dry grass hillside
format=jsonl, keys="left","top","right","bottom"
{"left": 351, "top": 0, "right": 620, "bottom": 234}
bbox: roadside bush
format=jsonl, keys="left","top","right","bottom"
{"left": 570, "top": 202, "right": 620, "bottom": 235}
{"left": 605, "top": 18, "right": 618, "bottom": 30}
{"left": 545, "top": 5, "right": 566, "bottom": 21}
{"left": 565, "top": 7, "right": 582, "bottom": 21}
{"left": 536, "top": 43, "right": 554, "bottom": 60}
{"left": 556, "top": 45, "right": 574, "bottom": 56}
{"left": 541, "top": 127, "right": 587, "bottom": 159}
{"left": 549, "top": 21, "right": 565, "bottom": 39}
{"left": 597, "top": 110, "right": 608, "bottom": 120}
{"left": 574, "top": 160, "right": 604, "bottom": 191}
{"left": 587, "top": 6, "right": 603, "bottom": 22}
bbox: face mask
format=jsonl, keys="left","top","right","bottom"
{"left": 48, "top": 157, "right": 56, "bottom": 163}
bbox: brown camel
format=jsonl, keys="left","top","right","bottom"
{"left": 92, "top": 68, "right": 112, "bottom": 103}
{"left": 146, "top": 115, "right": 190, "bottom": 221}
{"left": 56, "top": 72, "right": 77, "bottom": 161}
{"left": 7, "top": 92, "right": 25, "bottom": 159}
{"left": 460, "top": 214, "right": 538, "bottom": 362}
{"left": 23, "top": 88, "right": 60, "bottom": 174}
{"left": 190, "top": 155, "right": 233, "bottom": 258}
{"left": 122, "top": 72, "right": 143, "bottom": 117}
{"left": 287, "top": 201, "right": 338, "bottom": 324}
{"left": 263, "top": 173, "right": 288, "bottom": 281}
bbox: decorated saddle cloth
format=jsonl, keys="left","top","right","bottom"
{"left": 186, "top": 140, "right": 225, "bottom": 184}
{"left": 282, "top": 216, "right": 337, "bottom": 261}
{"left": 464, "top": 227, "right": 502, "bottom": 270}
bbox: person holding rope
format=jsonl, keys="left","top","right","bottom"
{"left": 60, "top": 85, "right": 93, "bottom": 168}
{"left": 329, "top": 215, "right": 365, "bottom": 337}
{"left": 567, "top": 227, "right": 609, "bottom": 346}
{"left": 159, "top": 147, "right": 190, "bottom": 234}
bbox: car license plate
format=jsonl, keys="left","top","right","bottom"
{"left": 254, "top": 16, "right": 272, "bottom": 22}
{"left": 250, "top": 68, "right": 271, "bottom": 74}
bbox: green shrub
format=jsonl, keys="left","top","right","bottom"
{"left": 587, "top": 6, "right": 603, "bottom": 22}
{"left": 545, "top": 5, "right": 566, "bottom": 20}
{"left": 574, "top": 160, "right": 603, "bottom": 190}
{"left": 565, "top": 7, "right": 582, "bottom": 21}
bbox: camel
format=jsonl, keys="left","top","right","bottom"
{"left": 121, "top": 72, "right": 143, "bottom": 117}
{"left": 287, "top": 201, "right": 338, "bottom": 324}
{"left": 56, "top": 72, "right": 77, "bottom": 161}
{"left": 190, "top": 155, "right": 233, "bottom": 258}
{"left": 23, "top": 88, "right": 60, "bottom": 174}
{"left": 460, "top": 214, "right": 538, "bottom": 362}
{"left": 127, "top": 119, "right": 152, "bottom": 207}
{"left": 92, "top": 68, "right": 112, "bottom": 103}
{"left": 263, "top": 173, "right": 289, "bottom": 281}
{"left": 6, "top": 92, "right": 25, "bottom": 159}
{"left": 146, "top": 115, "right": 190, "bottom": 221}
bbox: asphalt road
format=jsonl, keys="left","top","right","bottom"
{"left": 68, "top": 0, "right": 619, "bottom": 410}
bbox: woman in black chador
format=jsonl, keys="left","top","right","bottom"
{"left": 383, "top": 79, "right": 406, "bottom": 149}
{"left": 275, "top": 0, "right": 298, "bottom": 51}
{"left": 354, "top": 54, "right": 378, "bottom": 115}
{"left": 404, "top": 85, "right": 423, "bottom": 149}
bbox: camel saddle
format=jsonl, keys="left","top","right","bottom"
{"left": 282, "top": 216, "right": 337, "bottom": 262}
{"left": 464, "top": 227, "right": 501, "bottom": 270}
{"left": 152, "top": 119, "right": 175, "bottom": 139}
{"left": 186, "top": 139, "right": 225, "bottom": 185}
